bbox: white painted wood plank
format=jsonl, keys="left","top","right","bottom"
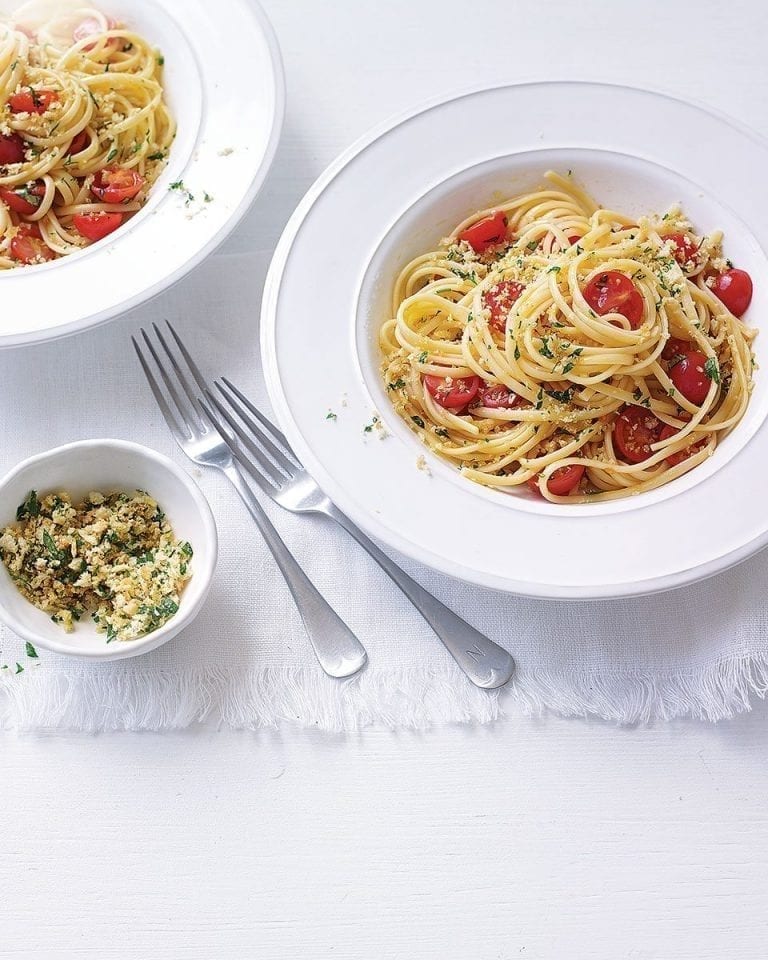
{"left": 3, "top": 705, "right": 768, "bottom": 959}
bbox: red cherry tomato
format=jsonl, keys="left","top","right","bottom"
{"left": 10, "top": 223, "right": 54, "bottom": 264}
{"left": 0, "top": 180, "right": 44, "bottom": 215}
{"left": 0, "top": 133, "right": 25, "bottom": 165}
{"left": 8, "top": 89, "right": 58, "bottom": 114}
{"left": 658, "top": 424, "right": 705, "bottom": 467}
{"left": 458, "top": 211, "right": 508, "bottom": 253}
{"left": 665, "top": 233, "right": 699, "bottom": 268}
{"left": 583, "top": 271, "right": 644, "bottom": 329}
{"left": 527, "top": 464, "right": 586, "bottom": 497}
{"left": 68, "top": 130, "right": 90, "bottom": 155}
{"left": 483, "top": 280, "right": 525, "bottom": 333}
{"left": 73, "top": 211, "right": 124, "bottom": 241}
{"left": 711, "top": 268, "right": 753, "bottom": 318}
{"left": 613, "top": 406, "right": 663, "bottom": 463}
{"left": 568, "top": 235, "right": 582, "bottom": 246}
{"left": 547, "top": 464, "right": 586, "bottom": 496}
{"left": 424, "top": 374, "right": 481, "bottom": 411}
{"left": 661, "top": 337, "right": 690, "bottom": 362}
{"left": 91, "top": 167, "right": 145, "bottom": 203}
{"left": 476, "top": 383, "right": 524, "bottom": 409}
{"left": 668, "top": 350, "right": 711, "bottom": 405}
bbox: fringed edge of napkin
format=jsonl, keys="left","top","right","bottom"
{"left": 1, "top": 653, "right": 767, "bottom": 732}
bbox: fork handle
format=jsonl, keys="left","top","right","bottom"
{"left": 223, "top": 464, "right": 367, "bottom": 679}
{"left": 325, "top": 505, "right": 514, "bottom": 690}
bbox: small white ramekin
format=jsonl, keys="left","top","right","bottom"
{"left": 0, "top": 439, "right": 217, "bottom": 660}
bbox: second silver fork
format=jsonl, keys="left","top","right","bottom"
{"left": 201, "top": 379, "right": 516, "bottom": 690}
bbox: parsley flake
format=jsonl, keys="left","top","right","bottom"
{"left": 538, "top": 337, "right": 554, "bottom": 359}
{"left": 169, "top": 180, "right": 195, "bottom": 205}
{"left": 704, "top": 357, "right": 720, "bottom": 383}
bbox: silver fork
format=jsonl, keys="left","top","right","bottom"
{"left": 199, "top": 379, "right": 516, "bottom": 690}
{"left": 133, "top": 322, "right": 367, "bottom": 679}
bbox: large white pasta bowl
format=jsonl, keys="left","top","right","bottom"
{"left": 262, "top": 82, "right": 768, "bottom": 598}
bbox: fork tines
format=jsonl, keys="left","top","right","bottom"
{"left": 132, "top": 320, "right": 211, "bottom": 442}
{"left": 200, "top": 380, "right": 301, "bottom": 492}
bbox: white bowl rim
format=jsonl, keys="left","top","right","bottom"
{"left": 261, "top": 79, "right": 768, "bottom": 600}
{"left": 0, "top": 438, "right": 218, "bottom": 658}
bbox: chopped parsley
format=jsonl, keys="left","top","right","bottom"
{"left": 387, "top": 378, "right": 406, "bottom": 391}
{"left": 16, "top": 490, "right": 40, "bottom": 521}
{"left": 704, "top": 357, "right": 720, "bottom": 383}
{"left": 25, "top": 642, "right": 38, "bottom": 659}
{"left": 411, "top": 416, "right": 426, "bottom": 429}
{"left": 538, "top": 337, "right": 554, "bottom": 359}
{"left": 363, "top": 417, "right": 380, "bottom": 433}
{"left": 42, "top": 530, "right": 67, "bottom": 563}
{"left": 169, "top": 180, "right": 195, "bottom": 205}
{"left": 546, "top": 388, "right": 573, "bottom": 404}
{"left": 451, "top": 267, "right": 478, "bottom": 285}
{"left": 325, "top": 410, "right": 337, "bottom": 421}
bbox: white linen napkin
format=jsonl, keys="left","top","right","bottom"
{"left": 1, "top": 251, "right": 766, "bottom": 731}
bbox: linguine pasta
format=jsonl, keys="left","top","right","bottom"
{"left": 380, "top": 171, "right": 756, "bottom": 502}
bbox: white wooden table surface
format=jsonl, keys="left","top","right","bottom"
{"left": 4, "top": 1, "right": 768, "bottom": 957}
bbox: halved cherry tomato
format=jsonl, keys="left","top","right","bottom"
{"left": 613, "top": 405, "right": 663, "bottom": 463}
{"left": 668, "top": 349, "right": 711, "bottom": 405}
{"left": 583, "top": 271, "right": 644, "bottom": 329}
{"left": 475, "top": 383, "right": 524, "bottom": 409}
{"left": 8, "top": 89, "right": 58, "bottom": 114}
{"left": 658, "top": 424, "right": 705, "bottom": 467}
{"left": 10, "top": 222, "right": 54, "bottom": 264}
{"left": 661, "top": 337, "right": 690, "bottom": 362}
{"left": 711, "top": 268, "right": 753, "bottom": 318}
{"left": 91, "top": 167, "right": 145, "bottom": 203}
{"left": 68, "top": 130, "right": 90, "bottom": 155}
{"left": 483, "top": 280, "right": 525, "bottom": 333}
{"left": 0, "top": 133, "right": 25, "bottom": 165}
{"left": 665, "top": 233, "right": 699, "bottom": 268}
{"left": 458, "top": 211, "right": 508, "bottom": 253}
{"left": 424, "top": 374, "right": 481, "bottom": 411}
{"left": 527, "top": 464, "right": 586, "bottom": 497}
{"left": 0, "top": 180, "right": 44, "bottom": 215}
{"left": 568, "top": 235, "right": 582, "bottom": 246}
{"left": 73, "top": 211, "right": 123, "bottom": 241}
